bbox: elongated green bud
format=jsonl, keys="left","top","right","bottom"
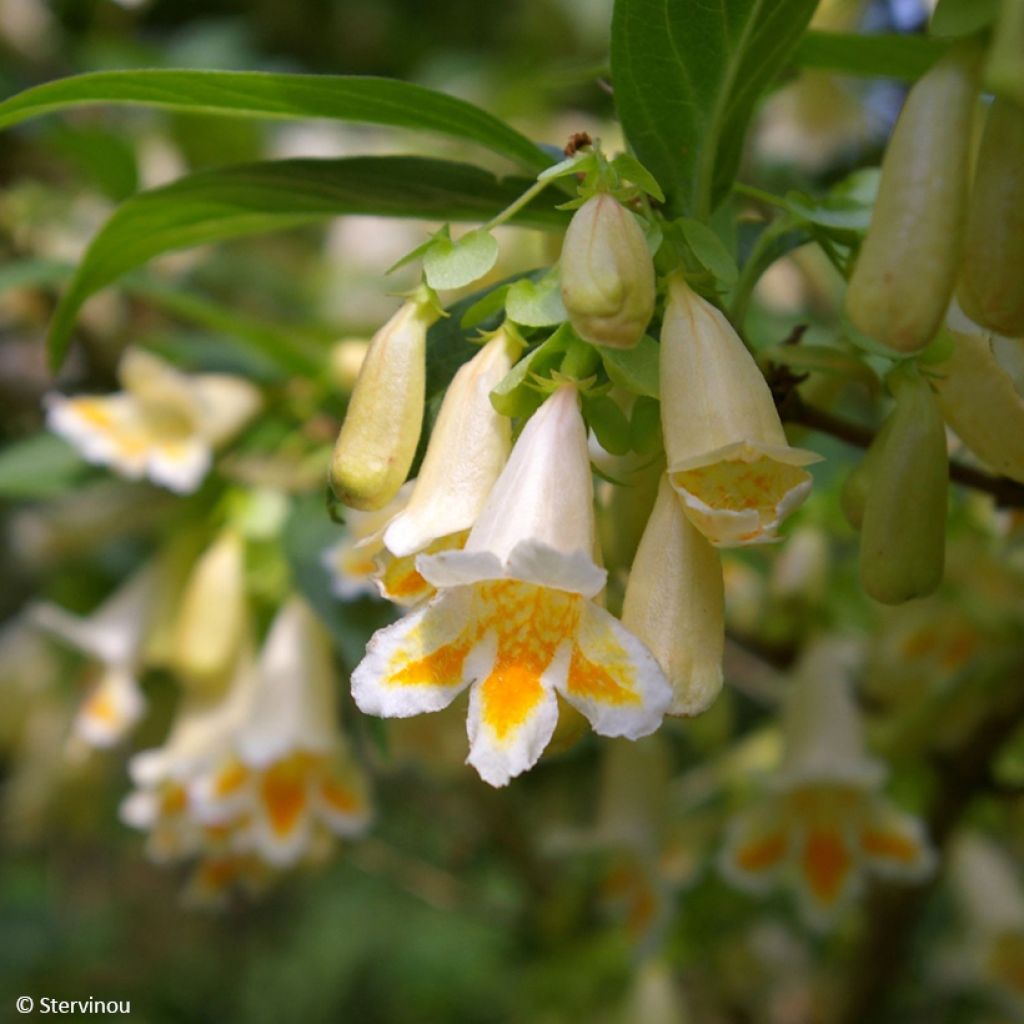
{"left": 330, "top": 297, "right": 439, "bottom": 511}
{"left": 845, "top": 43, "right": 980, "bottom": 353}
{"left": 957, "top": 97, "right": 1024, "bottom": 336}
{"left": 840, "top": 413, "right": 896, "bottom": 531}
{"left": 859, "top": 370, "right": 948, "bottom": 604}
{"left": 560, "top": 193, "right": 655, "bottom": 349}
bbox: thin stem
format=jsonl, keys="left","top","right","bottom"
{"left": 783, "top": 393, "right": 1024, "bottom": 507}
{"left": 483, "top": 177, "right": 555, "bottom": 232}
{"left": 732, "top": 181, "right": 790, "bottom": 210}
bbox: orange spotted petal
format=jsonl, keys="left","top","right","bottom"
{"left": 859, "top": 799, "right": 935, "bottom": 881}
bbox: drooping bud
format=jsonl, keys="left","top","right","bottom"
{"left": 172, "top": 530, "right": 247, "bottom": 691}
{"left": 859, "top": 369, "right": 948, "bottom": 604}
{"left": 840, "top": 413, "right": 895, "bottom": 531}
{"left": 330, "top": 295, "right": 439, "bottom": 511}
{"left": 621, "top": 476, "right": 724, "bottom": 716}
{"left": 560, "top": 193, "right": 655, "bottom": 349}
{"left": 957, "top": 97, "right": 1024, "bottom": 336}
{"left": 660, "top": 276, "right": 820, "bottom": 546}
{"left": 933, "top": 303, "right": 1024, "bottom": 483}
{"left": 382, "top": 328, "right": 516, "bottom": 558}
{"left": 845, "top": 42, "right": 981, "bottom": 353}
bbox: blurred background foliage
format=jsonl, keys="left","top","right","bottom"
{"left": 1, "top": 1, "right": 1024, "bottom": 1022}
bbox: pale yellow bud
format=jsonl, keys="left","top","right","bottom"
{"left": 330, "top": 298, "right": 439, "bottom": 511}
{"left": 622, "top": 476, "right": 724, "bottom": 716}
{"left": 845, "top": 42, "right": 980, "bottom": 353}
{"left": 934, "top": 306, "right": 1024, "bottom": 483}
{"left": 560, "top": 193, "right": 655, "bottom": 349}
{"left": 661, "top": 276, "right": 820, "bottom": 546}
{"left": 172, "top": 530, "right": 247, "bottom": 691}
{"left": 957, "top": 97, "right": 1024, "bottom": 337}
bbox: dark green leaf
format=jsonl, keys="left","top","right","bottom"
{"left": 0, "top": 69, "right": 552, "bottom": 173}
{"left": 46, "top": 156, "right": 567, "bottom": 370}
{"left": 611, "top": 0, "right": 818, "bottom": 218}
{"left": 600, "top": 334, "right": 660, "bottom": 398}
{"left": 930, "top": 0, "right": 999, "bottom": 39}
{"left": 583, "top": 394, "right": 630, "bottom": 456}
{"left": 793, "top": 30, "right": 949, "bottom": 79}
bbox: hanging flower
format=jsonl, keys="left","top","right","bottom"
{"left": 352, "top": 385, "right": 672, "bottom": 787}
{"left": 377, "top": 327, "right": 518, "bottom": 606}
{"left": 621, "top": 475, "right": 724, "bottom": 716}
{"left": 661, "top": 276, "right": 820, "bottom": 547}
{"left": 45, "top": 348, "right": 261, "bottom": 494}
{"left": 330, "top": 292, "right": 440, "bottom": 511}
{"left": 32, "top": 563, "right": 161, "bottom": 749}
{"left": 719, "top": 637, "right": 934, "bottom": 927}
{"left": 122, "top": 598, "right": 372, "bottom": 894}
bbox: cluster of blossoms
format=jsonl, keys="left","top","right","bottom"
{"left": 37, "top": 132, "right": 957, "bottom": 925}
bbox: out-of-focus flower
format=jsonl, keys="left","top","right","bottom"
{"left": 769, "top": 524, "right": 829, "bottom": 604}
{"left": 32, "top": 564, "right": 162, "bottom": 750}
{"left": 328, "top": 338, "right": 370, "bottom": 393}
{"left": 322, "top": 480, "right": 432, "bottom": 603}
{"left": 560, "top": 192, "right": 655, "bottom": 349}
{"left": 622, "top": 476, "right": 725, "bottom": 716}
{"left": 171, "top": 530, "right": 247, "bottom": 692}
{"left": 661, "top": 276, "right": 820, "bottom": 547}
{"left": 377, "top": 328, "right": 517, "bottom": 605}
{"left": 330, "top": 293, "right": 439, "bottom": 511}
{"left": 46, "top": 348, "right": 261, "bottom": 494}
{"left": 122, "top": 598, "right": 370, "bottom": 898}
{"left": 720, "top": 637, "right": 934, "bottom": 927}
{"left": 948, "top": 833, "right": 1024, "bottom": 1009}
{"left": 353, "top": 385, "right": 672, "bottom": 787}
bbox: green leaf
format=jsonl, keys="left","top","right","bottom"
{"left": 611, "top": 0, "right": 818, "bottom": 218}
{"left": 461, "top": 284, "right": 511, "bottom": 329}
{"left": 629, "top": 396, "right": 662, "bottom": 455}
{"left": 490, "top": 327, "right": 571, "bottom": 418}
{"left": 45, "top": 156, "right": 567, "bottom": 370}
{"left": 678, "top": 217, "right": 739, "bottom": 289}
{"left": 610, "top": 152, "right": 664, "bottom": 202}
{"left": 583, "top": 394, "right": 630, "bottom": 456}
{"left": 762, "top": 343, "right": 880, "bottom": 394}
{"left": 423, "top": 228, "right": 500, "bottom": 291}
{"left": 505, "top": 272, "right": 567, "bottom": 327}
{"left": 0, "top": 69, "right": 552, "bottom": 173}
{"left": 600, "top": 334, "right": 660, "bottom": 398}
{"left": 930, "top": 0, "right": 999, "bottom": 39}
{"left": 793, "top": 30, "right": 950, "bottom": 79}
{"left": 0, "top": 433, "right": 89, "bottom": 499}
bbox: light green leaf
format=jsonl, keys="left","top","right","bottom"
{"left": 611, "top": 152, "right": 664, "bottom": 202}
{"left": 0, "top": 433, "right": 89, "bottom": 499}
{"left": 794, "top": 30, "right": 949, "bottom": 79}
{"left": 0, "top": 69, "right": 552, "bottom": 173}
{"left": 490, "top": 327, "right": 571, "bottom": 418}
{"left": 423, "top": 228, "right": 500, "bottom": 291}
{"left": 505, "top": 272, "right": 567, "bottom": 327}
{"left": 461, "top": 284, "right": 511, "bottom": 329}
{"left": 611, "top": 0, "right": 818, "bottom": 218}
{"left": 44, "top": 156, "right": 567, "bottom": 370}
{"left": 930, "top": 0, "right": 999, "bottom": 39}
{"left": 678, "top": 217, "right": 739, "bottom": 288}
{"left": 600, "top": 334, "right": 660, "bottom": 398}
{"left": 537, "top": 151, "right": 595, "bottom": 182}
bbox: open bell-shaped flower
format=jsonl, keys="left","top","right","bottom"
{"left": 330, "top": 293, "right": 440, "bottom": 511}
{"left": 46, "top": 348, "right": 261, "bottom": 494}
{"left": 719, "top": 637, "right": 934, "bottom": 927}
{"left": 661, "top": 276, "right": 820, "bottom": 547}
{"left": 621, "top": 476, "right": 725, "bottom": 716}
{"left": 560, "top": 192, "right": 655, "bottom": 349}
{"left": 352, "top": 385, "right": 672, "bottom": 787}
{"left": 32, "top": 563, "right": 161, "bottom": 748}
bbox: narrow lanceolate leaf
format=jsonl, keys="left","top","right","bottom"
{"left": 46, "top": 156, "right": 567, "bottom": 370}
{"left": 793, "top": 31, "right": 949, "bottom": 80}
{"left": 0, "top": 70, "right": 552, "bottom": 173}
{"left": 611, "top": 0, "right": 818, "bottom": 218}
